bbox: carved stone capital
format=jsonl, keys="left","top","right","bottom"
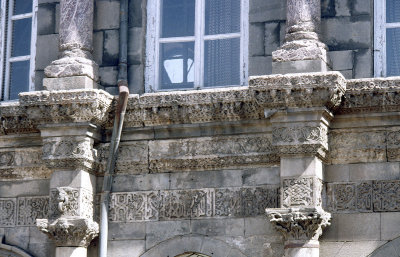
{"left": 266, "top": 207, "right": 331, "bottom": 241}
{"left": 37, "top": 217, "right": 99, "bottom": 247}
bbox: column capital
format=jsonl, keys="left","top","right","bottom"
{"left": 266, "top": 207, "right": 331, "bottom": 242}
{"left": 37, "top": 217, "right": 99, "bottom": 247}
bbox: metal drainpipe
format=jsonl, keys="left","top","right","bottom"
{"left": 99, "top": 0, "right": 129, "bottom": 256}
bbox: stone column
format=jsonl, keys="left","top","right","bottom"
{"left": 272, "top": 0, "right": 330, "bottom": 74}
{"left": 249, "top": 72, "right": 346, "bottom": 257}
{"left": 43, "top": 0, "right": 98, "bottom": 90}
{"left": 18, "top": 90, "right": 113, "bottom": 257}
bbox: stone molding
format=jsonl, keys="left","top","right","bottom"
{"left": 266, "top": 207, "right": 331, "bottom": 241}
{"left": 36, "top": 217, "right": 99, "bottom": 247}
{"left": 42, "top": 136, "right": 96, "bottom": 172}
{"left": 340, "top": 77, "right": 400, "bottom": 114}
{"left": 109, "top": 186, "right": 279, "bottom": 222}
{"left": 0, "top": 75, "right": 399, "bottom": 133}
{"left": 0, "top": 236, "right": 33, "bottom": 257}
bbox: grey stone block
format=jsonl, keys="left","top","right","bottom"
{"left": 128, "top": 27, "right": 144, "bottom": 65}
{"left": 36, "top": 34, "right": 59, "bottom": 70}
{"left": 93, "top": 31, "right": 104, "bottom": 65}
{"left": 169, "top": 169, "right": 243, "bottom": 190}
{"left": 107, "top": 240, "right": 145, "bottom": 257}
{"left": 242, "top": 167, "right": 280, "bottom": 186}
{"left": 353, "top": 0, "right": 372, "bottom": 15}
{"left": 335, "top": 0, "right": 350, "bottom": 16}
{"left": 279, "top": 22, "right": 286, "bottom": 45}
{"left": 112, "top": 173, "right": 170, "bottom": 192}
{"left": 29, "top": 226, "right": 52, "bottom": 244}
{"left": 28, "top": 243, "right": 55, "bottom": 257}
{"left": 354, "top": 48, "right": 373, "bottom": 78}
{"left": 128, "top": 64, "right": 144, "bottom": 94}
{"left": 321, "top": 17, "right": 371, "bottom": 50}
{"left": 325, "top": 164, "right": 350, "bottom": 182}
{"left": 264, "top": 22, "right": 280, "bottom": 56}
{"left": 348, "top": 162, "right": 400, "bottom": 181}
{"left": 109, "top": 222, "right": 146, "bottom": 240}
{"left": 329, "top": 50, "right": 353, "bottom": 70}
{"left": 339, "top": 69, "right": 353, "bottom": 79}
{"left": 381, "top": 213, "right": 400, "bottom": 241}
{"left": 142, "top": 236, "right": 204, "bottom": 257}
{"left": 145, "top": 220, "right": 190, "bottom": 249}
{"left": 249, "top": 56, "right": 272, "bottom": 76}
{"left": 321, "top": 0, "right": 336, "bottom": 17}
{"left": 272, "top": 59, "right": 329, "bottom": 74}
{"left": 129, "top": 0, "right": 143, "bottom": 28}
{"left": 320, "top": 241, "right": 386, "bottom": 257}
{"left": 104, "top": 86, "right": 119, "bottom": 95}
{"left": 103, "top": 30, "right": 119, "bottom": 66}
{"left": 200, "top": 238, "right": 232, "bottom": 257}
{"left": 5, "top": 227, "right": 30, "bottom": 250}
{"left": 322, "top": 213, "right": 381, "bottom": 241}
{"left": 249, "top": 0, "right": 286, "bottom": 23}
{"left": 99, "top": 66, "right": 118, "bottom": 87}
{"left": 0, "top": 180, "right": 49, "bottom": 197}
{"left": 55, "top": 3, "right": 60, "bottom": 33}
{"left": 37, "top": 4, "right": 56, "bottom": 35}
{"left": 244, "top": 217, "right": 281, "bottom": 238}
{"left": 94, "top": 0, "right": 120, "bottom": 30}
{"left": 191, "top": 218, "right": 244, "bottom": 236}
{"left": 249, "top": 23, "right": 265, "bottom": 56}
{"left": 34, "top": 70, "right": 45, "bottom": 91}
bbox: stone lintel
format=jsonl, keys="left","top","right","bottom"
{"left": 44, "top": 76, "right": 98, "bottom": 91}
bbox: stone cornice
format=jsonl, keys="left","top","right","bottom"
{"left": 338, "top": 77, "right": 400, "bottom": 114}
{"left": 1, "top": 74, "right": 400, "bottom": 135}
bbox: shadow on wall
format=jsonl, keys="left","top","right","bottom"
{"left": 368, "top": 236, "right": 400, "bottom": 257}
{"left": 140, "top": 235, "right": 247, "bottom": 257}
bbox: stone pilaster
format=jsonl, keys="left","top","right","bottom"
{"left": 250, "top": 72, "right": 346, "bottom": 257}
{"left": 272, "top": 0, "right": 330, "bottom": 74}
{"left": 19, "top": 90, "right": 113, "bottom": 257}
{"left": 43, "top": 0, "right": 98, "bottom": 90}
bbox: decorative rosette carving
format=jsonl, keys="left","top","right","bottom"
{"left": 36, "top": 217, "right": 99, "bottom": 247}
{"left": 266, "top": 207, "right": 331, "bottom": 241}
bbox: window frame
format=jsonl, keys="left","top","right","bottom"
{"left": 145, "top": 0, "right": 249, "bottom": 92}
{"left": 0, "top": 0, "right": 37, "bottom": 101}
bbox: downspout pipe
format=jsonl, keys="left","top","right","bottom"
{"left": 99, "top": 0, "right": 129, "bottom": 256}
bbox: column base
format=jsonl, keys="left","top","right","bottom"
{"left": 44, "top": 56, "right": 99, "bottom": 82}
{"left": 43, "top": 76, "right": 98, "bottom": 90}
{"left": 272, "top": 59, "right": 330, "bottom": 74}
{"left": 56, "top": 247, "right": 87, "bottom": 257}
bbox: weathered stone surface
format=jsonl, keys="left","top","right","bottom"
{"left": 282, "top": 177, "right": 323, "bottom": 208}
{"left": 43, "top": 76, "right": 98, "bottom": 90}
{"left": 44, "top": 57, "right": 99, "bottom": 81}
{"left": 266, "top": 207, "right": 331, "bottom": 241}
{"left": 37, "top": 217, "right": 98, "bottom": 247}
{"left": 148, "top": 134, "right": 278, "bottom": 172}
{"left": 17, "top": 197, "right": 49, "bottom": 226}
{"left": 108, "top": 186, "right": 278, "bottom": 222}
{"left": 0, "top": 199, "right": 16, "bottom": 227}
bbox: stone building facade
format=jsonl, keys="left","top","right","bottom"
{"left": 0, "top": 0, "right": 400, "bottom": 257}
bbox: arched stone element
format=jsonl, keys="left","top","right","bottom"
{"left": 0, "top": 236, "right": 32, "bottom": 257}
{"left": 140, "top": 235, "right": 247, "bottom": 257}
{"left": 368, "top": 236, "right": 400, "bottom": 257}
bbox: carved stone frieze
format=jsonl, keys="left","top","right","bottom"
{"left": 0, "top": 198, "right": 16, "bottom": 227}
{"left": 36, "top": 217, "right": 99, "bottom": 247}
{"left": 329, "top": 130, "right": 387, "bottom": 164}
{"left": 266, "top": 207, "right": 331, "bottom": 241}
{"left": 42, "top": 136, "right": 96, "bottom": 171}
{"left": 0, "top": 148, "right": 51, "bottom": 180}
{"left": 0, "top": 103, "right": 38, "bottom": 135}
{"left": 282, "top": 177, "right": 322, "bottom": 208}
{"left": 339, "top": 78, "right": 400, "bottom": 114}
{"left": 109, "top": 186, "right": 278, "bottom": 222}
{"left": 49, "top": 187, "right": 94, "bottom": 220}
{"left": 326, "top": 182, "right": 373, "bottom": 212}
{"left": 17, "top": 197, "right": 49, "bottom": 226}
{"left": 148, "top": 134, "right": 279, "bottom": 173}
{"left": 387, "top": 129, "right": 400, "bottom": 161}
{"left": 249, "top": 72, "right": 346, "bottom": 110}
{"left": 373, "top": 181, "right": 400, "bottom": 212}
